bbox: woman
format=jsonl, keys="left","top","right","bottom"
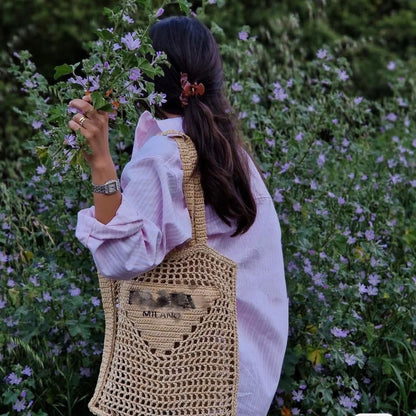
{"left": 70, "top": 16, "right": 288, "bottom": 416}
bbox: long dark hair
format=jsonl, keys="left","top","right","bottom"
{"left": 149, "top": 16, "right": 256, "bottom": 236}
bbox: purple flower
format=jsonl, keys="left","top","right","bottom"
{"left": 32, "top": 120, "right": 43, "bottom": 129}
{"left": 121, "top": 32, "right": 141, "bottom": 50}
{"left": 397, "top": 97, "right": 407, "bottom": 107}
{"left": 251, "top": 94, "right": 260, "bottom": 103}
{"left": 113, "top": 43, "right": 122, "bottom": 51}
{"left": 155, "top": 8, "right": 164, "bottom": 18}
{"left": 331, "top": 327, "right": 349, "bottom": 338}
{"left": 295, "top": 132, "right": 304, "bottom": 141}
{"left": 337, "top": 69, "right": 349, "bottom": 82}
{"left": 238, "top": 31, "right": 249, "bottom": 41}
{"left": 347, "top": 236, "right": 356, "bottom": 245}
{"left": 7, "top": 372, "right": 22, "bottom": 385}
{"left": 273, "top": 189, "right": 284, "bottom": 203}
{"left": 42, "top": 291, "right": 52, "bottom": 302}
{"left": 265, "top": 138, "right": 275, "bottom": 147}
{"left": 271, "top": 82, "right": 288, "bottom": 101}
{"left": 354, "top": 96, "right": 363, "bottom": 104}
{"left": 22, "top": 366, "right": 32, "bottom": 376}
{"left": 359, "top": 284, "right": 367, "bottom": 294}
{"left": 29, "top": 276, "right": 40, "bottom": 286}
{"left": 292, "top": 202, "right": 302, "bottom": 212}
{"left": 122, "top": 14, "right": 134, "bottom": 24}
{"left": 68, "top": 75, "right": 88, "bottom": 89}
{"left": 365, "top": 229, "right": 375, "bottom": 241}
{"left": 91, "top": 296, "right": 101, "bottom": 306}
{"left": 386, "top": 112, "right": 397, "bottom": 122}
{"left": 316, "top": 49, "right": 327, "bottom": 59}
{"left": 69, "top": 285, "right": 81, "bottom": 297}
{"left": 13, "top": 398, "right": 26, "bottom": 412}
{"left": 317, "top": 153, "right": 326, "bottom": 167}
{"left": 231, "top": 82, "right": 243, "bottom": 92}
{"left": 339, "top": 395, "right": 357, "bottom": 409}
{"left": 367, "top": 286, "right": 378, "bottom": 296}
{"left": 292, "top": 389, "right": 304, "bottom": 402}
{"left": 64, "top": 134, "right": 77, "bottom": 148}
{"left": 24, "top": 79, "right": 37, "bottom": 89}
{"left": 126, "top": 83, "right": 142, "bottom": 95}
{"left": 368, "top": 273, "right": 381, "bottom": 286}
{"left": 387, "top": 61, "right": 396, "bottom": 71}
{"left": 344, "top": 353, "right": 357, "bottom": 366}
{"left": 129, "top": 68, "right": 141, "bottom": 81}
{"left": 36, "top": 165, "right": 47, "bottom": 175}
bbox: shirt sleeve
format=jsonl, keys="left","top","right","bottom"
{"left": 75, "top": 136, "right": 192, "bottom": 279}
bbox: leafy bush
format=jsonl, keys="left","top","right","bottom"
{"left": 230, "top": 40, "right": 416, "bottom": 415}
{"left": 1, "top": 0, "right": 415, "bottom": 415}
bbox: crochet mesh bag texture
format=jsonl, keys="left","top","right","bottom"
{"left": 89, "top": 132, "right": 239, "bottom": 416}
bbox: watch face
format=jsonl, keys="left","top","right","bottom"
{"left": 107, "top": 182, "right": 117, "bottom": 194}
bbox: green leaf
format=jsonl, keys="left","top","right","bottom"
{"left": 54, "top": 64, "right": 73, "bottom": 80}
{"left": 178, "top": 0, "right": 192, "bottom": 14}
{"left": 137, "top": 58, "right": 156, "bottom": 78}
{"left": 96, "top": 28, "right": 113, "bottom": 41}
{"left": 36, "top": 146, "right": 49, "bottom": 163}
{"left": 91, "top": 91, "right": 111, "bottom": 111}
{"left": 48, "top": 105, "right": 66, "bottom": 122}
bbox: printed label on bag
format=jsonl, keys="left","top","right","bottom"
{"left": 120, "top": 282, "right": 221, "bottom": 352}
{"left": 129, "top": 289, "right": 196, "bottom": 310}
{"left": 141, "top": 310, "right": 182, "bottom": 319}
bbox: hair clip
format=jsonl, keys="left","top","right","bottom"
{"left": 180, "top": 72, "right": 205, "bottom": 107}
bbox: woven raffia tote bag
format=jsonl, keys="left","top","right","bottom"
{"left": 89, "top": 131, "right": 239, "bottom": 416}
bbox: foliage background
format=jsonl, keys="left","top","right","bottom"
{"left": 1, "top": 0, "right": 415, "bottom": 415}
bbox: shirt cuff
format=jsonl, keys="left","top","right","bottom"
{"left": 75, "top": 194, "right": 143, "bottom": 248}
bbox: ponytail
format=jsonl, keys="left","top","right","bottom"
{"left": 183, "top": 97, "right": 256, "bottom": 235}
{"left": 150, "top": 16, "right": 257, "bottom": 236}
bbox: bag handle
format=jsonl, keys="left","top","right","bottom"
{"left": 161, "top": 130, "right": 207, "bottom": 245}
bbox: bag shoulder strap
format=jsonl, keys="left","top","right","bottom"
{"left": 160, "top": 129, "right": 207, "bottom": 245}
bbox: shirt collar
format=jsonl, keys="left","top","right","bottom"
{"left": 134, "top": 110, "right": 183, "bottom": 153}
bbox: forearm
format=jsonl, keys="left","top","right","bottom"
{"left": 91, "top": 157, "right": 122, "bottom": 224}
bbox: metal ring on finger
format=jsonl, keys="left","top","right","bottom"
{"left": 79, "top": 115, "right": 87, "bottom": 128}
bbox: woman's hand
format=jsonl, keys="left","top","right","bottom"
{"left": 68, "top": 96, "right": 111, "bottom": 169}
{"left": 68, "top": 96, "right": 121, "bottom": 225}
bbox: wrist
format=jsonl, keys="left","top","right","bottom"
{"left": 89, "top": 157, "right": 117, "bottom": 183}
{"left": 89, "top": 154, "right": 114, "bottom": 172}
{"left": 91, "top": 170, "right": 118, "bottom": 187}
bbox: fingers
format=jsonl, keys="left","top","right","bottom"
{"left": 69, "top": 98, "right": 94, "bottom": 117}
{"left": 69, "top": 113, "right": 89, "bottom": 130}
{"left": 68, "top": 96, "right": 109, "bottom": 139}
{"left": 68, "top": 119, "right": 82, "bottom": 132}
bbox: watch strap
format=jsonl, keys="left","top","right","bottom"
{"left": 92, "top": 179, "right": 121, "bottom": 195}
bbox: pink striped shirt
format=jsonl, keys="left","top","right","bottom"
{"left": 76, "top": 111, "right": 288, "bottom": 416}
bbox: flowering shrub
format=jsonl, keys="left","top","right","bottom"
{"left": 227, "top": 34, "right": 416, "bottom": 415}
{"left": 1, "top": 0, "right": 416, "bottom": 415}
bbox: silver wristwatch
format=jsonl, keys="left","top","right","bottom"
{"left": 92, "top": 179, "right": 121, "bottom": 195}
